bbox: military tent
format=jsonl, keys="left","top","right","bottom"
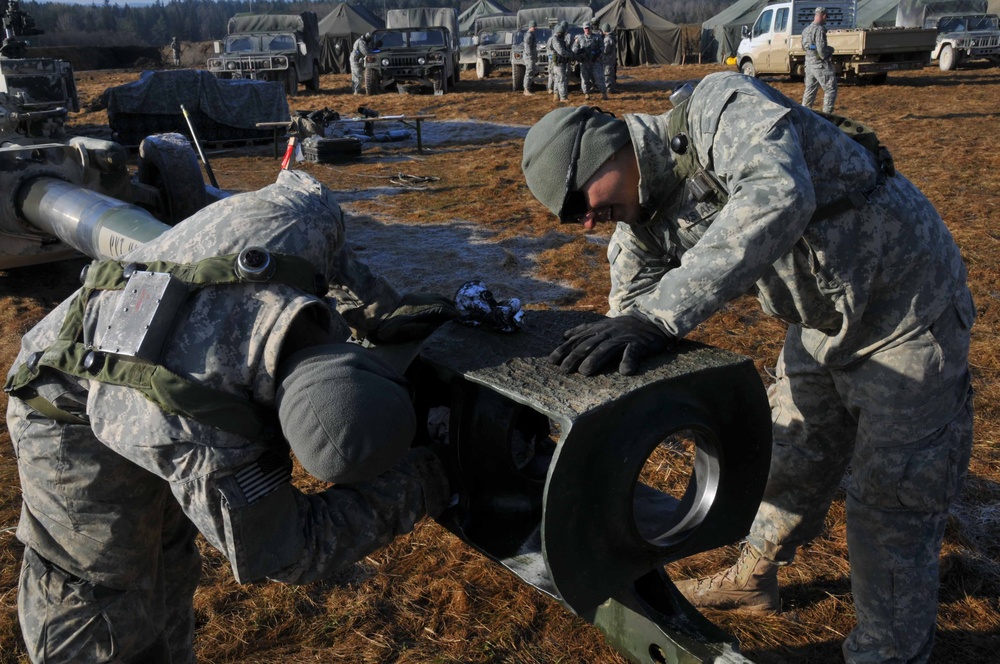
{"left": 700, "top": 0, "right": 770, "bottom": 63}
{"left": 857, "top": 0, "right": 905, "bottom": 26}
{"left": 459, "top": 0, "right": 512, "bottom": 35}
{"left": 594, "top": 0, "right": 683, "bottom": 65}
{"left": 318, "top": 3, "right": 384, "bottom": 74}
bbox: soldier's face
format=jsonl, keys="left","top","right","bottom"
{"left": 576, "top": 144, "right": 641, "bottom": 230}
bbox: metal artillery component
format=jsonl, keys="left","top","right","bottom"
{"left": 0, "top": 0, "right": 210, "bottom": 270}
{"left": 414, "top": 310, "right": 772, "bottom": 663}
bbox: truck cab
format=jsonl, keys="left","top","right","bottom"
{"left": 737, "top": 0, "right": 935, "bottom": 83}
{"left": 207, "top": 13, "right": 322, "bottom": 96}
{"left": 930, "top": 13, "right": 1000, "bottom": 70}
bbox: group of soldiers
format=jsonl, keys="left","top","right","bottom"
{"left": 521, "top": 19, "right": 618, "bottom": 102}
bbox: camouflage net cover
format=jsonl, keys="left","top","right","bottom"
{"left": 103, "top": 69, "right": 290, "bottom": 146}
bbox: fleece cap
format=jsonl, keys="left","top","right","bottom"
{"left": 277, "top": 343, "right": 416, "bottom": 484}
{"left": 528, "top": 19, "right": 537, "bottom": 27}
{"left": 602, "top": 22, "right": 612, "bottom": 32}
{"left": 521, "top": 106, "right": 631, "bottom": 220}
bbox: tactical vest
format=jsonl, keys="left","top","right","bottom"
{"left": 665, "top": 97, "right": 896, "bottom": 219}
{"left": 4, "top": 251, "right": 326, "bottom": 441}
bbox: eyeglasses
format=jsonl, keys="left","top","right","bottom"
{"left": 559, "top": 107, "right": 616, "bottom": 224}
{"left": 563, "top": 204, "right": 615, "bottom": 226}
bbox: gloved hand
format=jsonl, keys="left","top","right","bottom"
{"left": 369, "top": 293, "right": 460, "bottom": 344}
{"left": 548, "top": 315, "right": 674, "bottom": 376}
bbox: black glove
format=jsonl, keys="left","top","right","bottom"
{"left": 548, "top": 315, "right": 674, "bottom": 376}
{"left": 369, "top": 293, "right": 460, "bottom": 344}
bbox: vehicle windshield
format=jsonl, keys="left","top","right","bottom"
{"left": 477, "top": 29, "right": 515, "bottom": 45}
{"left": 373, "top": 29, "right": 445, "bottom": 48}
{"left": 970, "top": 14, "right": 999, "bottom": 30}
{"left": 224, "top": 33, "right": 296, "bottom": 53}
{"left": 938, "top": 16, "right": 971, "bottom": 32}
{"left": 225, "top": 35, "right": 260, "bottom": 52}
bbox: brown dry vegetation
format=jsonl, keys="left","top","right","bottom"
{"left": 1, "top": 61, "right": 999, "bottom": 663}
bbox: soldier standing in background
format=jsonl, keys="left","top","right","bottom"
{"left": 170, "top": 36, "right": 181, "bottom": 67}
{"left": 351, "top": 32, "right": 373, "bottom": 95}
{"left": 572, "top": 20, "right": 607, "bottom": 100}
{"left": 523, "top": 20, "right": 538, "bottom": 96}
{"left": 520, "top": 71, "right": 974, "bottom": 664}
{"left": 801, "top": 6, "right": 838, "bottom": 113}
{"left": 5, "top": 170, "right": 459, "bottom": 662}
{"left": 601, "top": 22, "right": 617, "bottom": 94}
{"left": 547, "top": 23, "right": 572, "bottom": 103}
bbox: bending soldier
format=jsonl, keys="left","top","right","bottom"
{"left": 520, "top": 72, "right": 974, "bottom": 664}
{"left": 351, "top": 32, "right": 373, "bottom": 95}
{"left": 5, "top": 170, "right": 459, "bottom": 662}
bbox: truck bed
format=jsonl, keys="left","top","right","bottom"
{"left": 790, "top": 27, "right": 938, "bottom": 56}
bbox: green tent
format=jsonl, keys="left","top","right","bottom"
{"left": 459, "top": 0, "right": 512, "bottom": 35}
{"left": 318, "top": 3, "right": 384, "bottom": 74}
{"left": 594, "top": 0, "right": 683, "bottom": 65}
{"left": 700, "top": 0, "right": 770, "bottom": 63}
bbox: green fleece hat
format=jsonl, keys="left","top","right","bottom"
{"left": 277, "top": 344, "right": 416, "bottom": 484}
{"left": 521, "top": 106, "right": 631, "bottom": 221}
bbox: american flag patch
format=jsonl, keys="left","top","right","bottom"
{"left": 234, "top": 453, "right": 291, "bottom": 505}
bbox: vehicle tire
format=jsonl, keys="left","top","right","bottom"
{"left": 137, "top": 133, "right": 208, "bottom": 225}
{"left": 740, "top": 60, "right": 757, "bottom": 78}
{"left": 939, "top": 44, "right": 957, "bottom": 71}
{"left": 512, "top": 64, "right": 525, "bottom": 92}
{"left": 306, "top": 62, "right": 321, "bottom": 92}
{"left": 477, "top": 59, "right": 491, "bottom": 79}
{"left": 364, "top": 67, "right": 380, "bottom": 95}
{"left": 285, "top": 65, "right": 298, "bottom": 96}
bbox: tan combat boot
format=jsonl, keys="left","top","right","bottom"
{"left": 674, "top": 545, "right": 780, "bottom": 615}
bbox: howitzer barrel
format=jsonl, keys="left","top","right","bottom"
{"left": 18, "top": 176, "right": 170, "bottom": 260}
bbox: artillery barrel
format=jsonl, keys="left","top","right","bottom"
{"left": 17, "top": 176, "right": 170, "bottom": 261}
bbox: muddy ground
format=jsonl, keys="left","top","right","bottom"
{"left": 1, "top": 62, "right": 999, "bottom": 662}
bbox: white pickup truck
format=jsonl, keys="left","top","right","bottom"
{"left": 736, "top": 0, "right": 937, "bottom": 84}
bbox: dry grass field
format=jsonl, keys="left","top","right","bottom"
{"left": 1, "top": 60, "right": 998, "bottom": 663}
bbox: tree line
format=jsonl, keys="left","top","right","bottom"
{"left": 20, "top": 0, "right": 731, "bottom": 48}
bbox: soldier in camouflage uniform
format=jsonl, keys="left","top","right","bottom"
{"left": 600, "top": 22, "right": 617, "bottom": 94}
{"left": 547, "top": 23, "right": 572, "bottom": 103}
{"left": 351, "top": 32, "right": 373, "bottom": 95}
{"left": 523, "top": 21, "right": 538, "bottom": 96}
{"left": 5, "top": 170, "right": 457, "bottom": 662}
{"left": 521, "top": 71, "right": 974, "bottom": 663}
{"left": 801, "top": 7, "right": 838, "bottom": 113}
{"left": 572, "top": 21, "right": 607, "bottom": 100}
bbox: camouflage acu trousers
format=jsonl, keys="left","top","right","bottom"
{"left": 351, "top": 60, "right": 364, "bottom": 94}
{"left": 603, "top": 61, "right": 617, "bottom": 93}
{"left": 579, "top": 61, "right": 605, "bottom": 96}
{"left": 524, "top": 58, "right": 537, "bottom": 92}
{"left": 802, "top": 59, "right": 838, "bottom": 113}
{"left": 747, "top": 289, "right": 974, "bottom": 663}
{"left": 9, "top": 393, "right": 201, "bottom": 663}
{"left": 551, "top": 63, "right": 568, "bottom": 101}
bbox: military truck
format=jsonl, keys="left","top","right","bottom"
{"left": 207, "top": 12, "right": 322, "bottom": 96}
{"left": 736, "top": 0, "right": 937, "bottom": 83}
{"left": 364, "top": 8, "right": 460, "bottom": 95}
{"left": 473, "top": 13, "right": 517, "bottom": 79}
{"left": 897, "top": 0, "right": 1000, "bottom": 70}
{"left": 510, "top": 6, "right": 593, "bottom": 92}
{"left": 1, "top": 0, "right": 212, "bottom": 269}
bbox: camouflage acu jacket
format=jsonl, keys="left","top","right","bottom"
{"left": 5, "top": 171, "right": 444, "bottom": 584}
{"left": 608, "top": 71, "right": 969, "bottom": 366}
